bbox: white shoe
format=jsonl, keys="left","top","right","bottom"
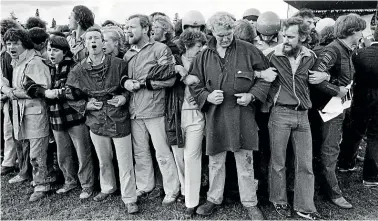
{"left": 9, "top": 175, "right": 27, "bottom": 184}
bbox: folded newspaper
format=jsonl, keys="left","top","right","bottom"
{"left": 319, "top": 81, "right": 353, "bottom": 122}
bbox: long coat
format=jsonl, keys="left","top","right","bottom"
{"left": 189, "top": 37, "right": 271, "bottom": 156}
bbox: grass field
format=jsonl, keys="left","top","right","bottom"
{"left": 1, "top": 153, "right": 378, "bottom": 220}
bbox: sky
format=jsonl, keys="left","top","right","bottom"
{"left": 0, "top": 0, "right": 298, "bottom": 27}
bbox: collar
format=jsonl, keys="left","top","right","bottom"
{"left": 71, "top": 30, "right": 86, "bottom": 42}
{"left": 130, "top": 38, "right": 154, "bottom": 53}
{"left": 273, "top": 43, "right": 311, "bottom": 58}
{"left": 338, "top": 39, "right": 354, "bottom": 52}
{"left": 207, "top": 36, "right": 236, "bottom": 51}
{"left": 86, "top": 54, "right": 105, "bottom": 66}
{"left": 10, "top": 49, "right": 34, "bottom": 67}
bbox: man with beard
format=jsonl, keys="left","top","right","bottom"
{"left": 311, "top": 13, "right": 366, "bottom": 209}
{"left": 121, "top": 14, "right": 180, "bottom": 206}
{"left": 190, "top": 12, "right": 276, "bottom": 219}
{"left": 265, "top": 17, "right": 322, "bottom": 220}
{"left": 67, "top": 5, "right": 94, "bottom": 62}
{"left": 65, "top": 27, "right": 138, "bottom": 213}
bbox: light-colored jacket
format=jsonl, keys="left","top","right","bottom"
{"left": 11, "top": 49, "right": 51, "bottom": 140}
{"left": 123, "top": 39, "right": 176, "bottom": 119}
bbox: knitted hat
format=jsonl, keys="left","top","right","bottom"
{"left": 48, "top": 35, "right": 70, "bottom": 52}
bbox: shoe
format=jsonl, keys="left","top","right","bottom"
{"left": 162, "top": 194, "right": 177, "bottom": 206}
{"left": 136, "top": 189, "right": 148, "bottom": 197}
{"left": 1, "top": 166, "right": 15, "bottom": 175}
{"left": 56, "top": 184, "right": 78, "bottom": 194}
{"left": 196, "top": 201, "right": 218, "bottom": 216}
{"left": 149, "top": 187, "right": 164, "bottom": 199}
{"left": 273, "top": 203, "right": 292, "bottom": 217}
{"left": 363, "top": 180, "right": 378, "bottom": 187}
{"left": 245, "top": 206, "right": 265, "bottom": 220}
{"left": 93, "top": 192, "right": 111, "bottom": 202}
{"left": 338, "top": 166, "right": 358, "bottom": 172}
{"left": 296, "top": 211, "right": 323, "bottom": 220}
{"left": 79, "top": 188, "right": 93, "bottom": 199}
{"left": 29, "top": 191, "right": 47, "bottom": 202}
{"left": 185, "top": 207, "right": 196, "bottom": 219}
{"left": 8, "top": 175, "right": 27, "bottom": 184}
{"left": 177, "top": 194, "right": 185, "bottom": 203}
{"left": 331, "top": 197, "right": 353, "bottom": 209}
{"left": 127, "top": 202, "right": 139, "bottom": 214}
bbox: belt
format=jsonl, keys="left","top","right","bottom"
{"left": 277, "top": 104, "right": 307, "bottom": 111}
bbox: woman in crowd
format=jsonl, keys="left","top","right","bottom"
{"left": 43, "top": 35, "right": 94, "bottom": 199}
{"left": 102, "top": 26, "right": 128, "bottom": 59}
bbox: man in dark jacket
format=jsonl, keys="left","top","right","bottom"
{"left": 266, "top": 17, "right": 322, "bottom": 220}
{"left": 311, "top": 13, "right": 366, "bottom": 209}
{"left": 190, "top": 12, "right": 276, "bottom": 219}
{"left": 337, "top": 27, "right": 378, "bottom": 187}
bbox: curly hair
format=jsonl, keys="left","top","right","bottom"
{"left": 72, "top": 5, "right": 95, "bottom": 31}
{"left": 293, "top": 8, "right": 315, "bottom": 19}
{"left": 319, "top": 25, "right": 335, "bottom": 46}
{"left": 3, "top": 28, "right": 34, "bottom": 49}
{"left": 102, "top": 26, "right": 127, "bottom": 54}
{"left": 334, "top": 13, "right": 366, "bottom": 39}
{"left": 177, "top": 29, "right": 207, "bottom": 53}
{"left": 153, "top": 16, "right": 174, "bottom": 41}
{"left": 25, "top": 17, "right": 47, "bottom": 30}
{"left": 28, "top": 27, "right": 49, "bottom": 45}
{"left": 128, "top": 14, "right": 152, "bottom": 37}
{"left": 283, "top": 17, "right": 311, "bottom": 44}
{"left": 207, "top": 12, "right": 236, "bottom": 32}
{"left": 234, "top": 20, "right": 257, "bottom": 44}
{"left": 0, "top": 18, "right": 23, "bottom": 36}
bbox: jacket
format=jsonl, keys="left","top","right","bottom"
{"left": 11, "top": 49, "right": 51, "bottom": 140}
{"left": 189, "top": 37, "right": 271, "bottom": 156}
{"left": 311, "top": 39, "right": 355, "bottom": 109}
{"left": 121, "top": 39, "right": 176, "bottom": 119}
{"left": 66, "top": 55, "right": 131, "bottom": 138}
{"left": 265, "top": 44, "right": 315, "bottom": 110}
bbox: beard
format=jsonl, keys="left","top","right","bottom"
{"left": 282, "top": 43, "right": 301, "bottom": 57}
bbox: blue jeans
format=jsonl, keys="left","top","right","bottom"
{"left": 53, "top": 124, "right": 94, "bottom": 188}
{"left": 320, "top": 111, "right": 345, "bottom": 199}
{"left": 268, "top": 106, "right": 316, "bottom": 213}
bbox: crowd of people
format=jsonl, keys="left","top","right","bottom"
{"left": 1, "top": 4, "right": 378, "bottom": 220}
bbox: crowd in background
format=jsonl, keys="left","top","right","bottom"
{"left": 1, "top": 4, "right": 378, "bottom": 220}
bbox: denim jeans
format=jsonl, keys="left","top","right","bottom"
{"left": 207, "top": 149, "right": 258, "bottom": 207}
{"left": 53, "top": 124, "right": 94, "bottom": 188}
{"left": 268, "top": 106, "right": 316, "bottom": 213}
{"left": 131, "top": 117, "right": 180, "bottom": 197}
{"left": 90, "top": 132, "right": 137, "bottom": 204}
{"left": 320, "top": 111, "right": 345, "bottom": 199}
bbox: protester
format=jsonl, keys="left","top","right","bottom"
{"left": 65, "top": 27, "right": 138, "bottom": 213}
{"left": 2, "top": 28, "right": 52, "bottom": 201}
{"left": 28, "top": 27, "right": 49, "bottom": 59}
{"left": 337, "top": 27, "right": 378, "bottom": 187}
{"left": 0, "top": 18, "right": 22, "bottom": 176}
{"left": 42, "top": 35, "right": 95, "bottom": 198}
{"left": 189, "top": 11, "right": 276, "bottom": 219}
{"left": 67, "top": 5, "right": 94, "bottom": 62}
{"left": 120, "top": 14, "right": 180, "bottom": 206}
{"left": 102, "top": 26, "right": 127, "bottom": 58}
{"left": 311, "top": 13, "right": 366, "bottom": 209}
{"left": 233, "top": 19, "right": 257, "bottom": 44}
{"left": 265, "top": 16, "right": 322, "bottom": 220}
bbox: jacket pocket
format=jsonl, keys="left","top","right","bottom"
{"left": 234, "top": 71, "right": 254, "bottom": 93}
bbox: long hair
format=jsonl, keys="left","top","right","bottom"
{"left": 334, "top": 14, "right": 366, "bottom": 39}
{"left": 72, "top": 5, "right": 95, "bottom": 31}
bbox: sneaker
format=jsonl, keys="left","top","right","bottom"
{"left": 273, "top": 203, "right": 292, "bottom": 217}
{"left": 331, "top": 197, "right": 353, "bottom": 209}
{"left": 245, "top": 206, "right": 265, "bottom": 220}
{"left": 56, "top": 184, "right": 78, "bottom": 194}
{"left": 296, "top": 211, "right": 323, "bottom": 220}
{"left": 162, "top": 194, "right": 177, "bottom": 206}
{"left": 79, "top": 188, "right": 93, "bottom": 199}
{"left": 363, "top": 180, "right": 378, "bottom": 187}
{"left": 8, "top": 175, "right": 27, "bottom": 184}
{"left": 148, "top": 187, "right": 164, "bottom": 199}
{"left": 184, "top": 207, "right": 196, "bottom": 219}
{"left": 196, "top": 201, "right": 219, "bottom": 216}
{"left": 1, "top": 166, "right": 15, "bottom": 175}
{"left": 93, "top": 192, "right": 111, "bottom": 202}
{"left": 338, "top": 166, "right": 358, "bottom": 172}
{"left": 127, "top": 202, "right": 139, "bottom": 214}
{"left": 29, "top": 191, "right": 47, "bottom": 202}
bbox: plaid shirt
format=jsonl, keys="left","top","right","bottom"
{"left": 45, "top": 57, "right": 86, "bottom": 131}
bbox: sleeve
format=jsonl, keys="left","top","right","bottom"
{"left": 23, "top": 61, "right": 51, "bottom": 98}
{"left": 311, "top": 48, "right": 340, "bottom": 96}
{"left": 146, "top": 46, "right": 176, "bottom": 81}
{"left": 65, "top": 66, "right": 88, "bottom": 116}
{"left": 188, "top": 54, "right": 211, "bottom": 112}
{"left": 248, "top": 47, "right": 272, "bottom": 103}
{"left": 118, "top": 61, "right": 130, "bottom": 100}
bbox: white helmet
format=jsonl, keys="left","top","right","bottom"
{"left": 182, "top": 10, "right": 206, "bottom": 30}
{"left": 315, "top": 18, "right": 335, "bottom": 34}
